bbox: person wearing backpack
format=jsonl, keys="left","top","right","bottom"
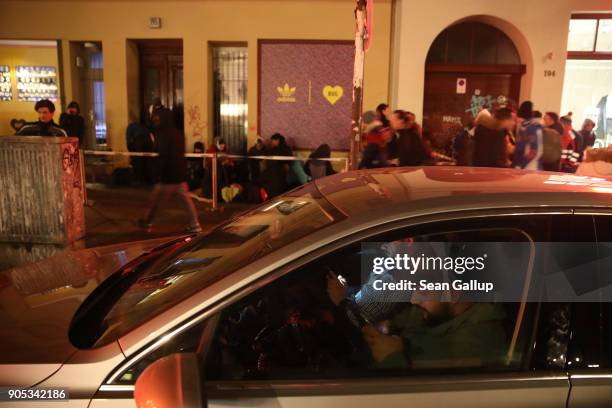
{"left": 541, "top": 112, "right": 563, "bottom": 172}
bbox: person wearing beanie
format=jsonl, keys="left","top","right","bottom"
{"left": 59, "top": 100, "right": 86, "bottom": 144}
{"left": 16, "top": 99, "right": 67, "bottom": 137}
{"left": 512, "top": 101, "right": 544, "bottom": 170}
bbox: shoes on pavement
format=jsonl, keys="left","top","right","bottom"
{"left": 184, "top": 225, "right": 203, "bottom": 234}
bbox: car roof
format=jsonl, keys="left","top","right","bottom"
{"left": 314, "top": 167, "right": 612, "bottom": 220}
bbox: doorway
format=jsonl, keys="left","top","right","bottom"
{"left": 136, "top": 39, "right": 183, "bottom": 128}
{"left": 423, "top": 22, "right": 525, "bottom": 149}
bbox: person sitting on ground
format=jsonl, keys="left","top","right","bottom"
{"left": 59, "top": 101, "right": 85, "bottom": 144}
{"left": 261, "top": 133, "right": 293, "bottom": 198}
{"left": 186, "top": 141, "right": 205, "bottom": 191}
{"left": 247, "top": 137, "right": 267, "bottom": 184}
{"left": 305, "top": 144, "right": 337, "bottom": 180}
{"left": 473, "top": 107, "right": 515, "bottom": 168}
{"left": 203, "top": 137, "right": 233, "bottom": 198}
{"left": 16, "top": 99, "right": 67, "bottom": 137}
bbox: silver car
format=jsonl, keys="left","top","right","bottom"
{"left": 2, "top": 166, "right": 612, "bottom": 408}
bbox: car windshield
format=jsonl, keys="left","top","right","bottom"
{"left": 71, "top": 183, "right": 343, "bottom": 349}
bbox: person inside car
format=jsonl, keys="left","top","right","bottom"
{"left": 361, "top": 290, "right": 507, "bottom": 370}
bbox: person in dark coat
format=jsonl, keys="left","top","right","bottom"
{"left": 16, "top": 99, "right": 67, "bottom": 137}
{"left": 139, "top": 108, "right": 201, "bottom": 233}
{"left": 261, "top": 133, "right": 293, "bottom": 198}
{"left": 305, "top": 144, "right": 336, "bottom": 179}
{"left": 473, "top": 108, "right": 514, "bottom": 168}
{"left": 390, "top": 110, "right": 428, "bottom": 167}
{"left": 186, "top": 141, "right": 205, "bottom": 191}
{"left": 59, "top": 101, "right": 85, "bottom": 145}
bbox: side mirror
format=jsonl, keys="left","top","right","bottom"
{"left": 134, "top": 352, "right": 206, "bottom": 408}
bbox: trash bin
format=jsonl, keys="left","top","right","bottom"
{"left": 0, "top": 136, "right": 85, "bottom": 244}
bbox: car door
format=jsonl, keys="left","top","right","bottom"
{"left": 94, "top": 212, "right": 573, "bottom": 408}
{"left": 198, "top": 213, "right": 570, "bottom": 408}
{"left": 566, "top": 212, "right": 612, "bottom": 408}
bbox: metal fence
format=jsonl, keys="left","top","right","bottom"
{"left": 83, "top": 150, "right": 349, "bottom": 210}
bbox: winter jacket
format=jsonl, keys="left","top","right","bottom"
{"left": 560, "top": 125, "right": 579, "bottom": 173}
{"left": 16, "top": 120, "right": 67, "bottom": 137}
{"left": 59, "top": 113, "right": 85, "bottom": 143}
{"left": 397, "top": 128, "right": 428, "bottom": 167}
{"left": 512, "top": 118, "right": 543, "bottom": 170}
{"left": 473, "top": 114, "right": 509, "bottom": 168}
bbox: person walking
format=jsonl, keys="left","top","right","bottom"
{"left": 512, "top": 101, "right": 543, "bottom": 170}
{"left": 59, "top": 101, "right": 85, "bottom": 145}
{"left": 16, "top": 99, "right": 67, "bottom": 137}
{"left": 138, "top": 108, "right": 202, "bottom": 233}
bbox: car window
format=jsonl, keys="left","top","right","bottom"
{"left": 71, "top": 182, "right": 343, "bottom": 349}
{"left": 204, "top": 217, "right": 544, "bottom": 381}
{"left": 109, "top": 319, "right": 208, "bottom": 385}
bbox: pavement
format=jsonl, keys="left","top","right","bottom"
{"left": 0, "top": 184, "right": 254, "bottom": 270}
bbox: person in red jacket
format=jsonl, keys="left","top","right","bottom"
{"left": 559, "top": 116, "right": 579, "bottom": 173}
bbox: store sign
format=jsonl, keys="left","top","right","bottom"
{"left": 16, "top": 66, "right": 58, "bottom": 102}
{"left": 0, "top": 65, "right": 11, "bottom": 101}
{"left": 259, "top": 41, "right": 354, "bottom": 150}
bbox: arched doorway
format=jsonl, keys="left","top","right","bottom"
{"left": 423, "top": 22, "right": 525, "bottom": 149}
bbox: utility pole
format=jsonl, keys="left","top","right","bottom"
{"left": 349, "top": 0, "right": 368, "bottom": 170}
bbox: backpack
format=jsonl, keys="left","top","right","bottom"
{"left": 541, "top": 128, "right": 562, "bottom": 165}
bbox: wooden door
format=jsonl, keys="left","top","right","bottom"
{"left": 423, "top": 65, "right": 523, "bottom": 149}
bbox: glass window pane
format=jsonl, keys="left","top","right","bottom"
{"left": 497, "top": 35, "right": 521, "bottom": 64}
{"left": 446, "top": 24, "right": 473, "bottom": 64}
{"left": 426, "top": 33, "right": 446, "bottom": 64}
{"left": 472, "top": 24, "right": 497, "bottom": 64}
{"left": 596, "top": 19, "right": 612, "bottom": 52}
{"left": 568, "top": 19, "right": 597, "bottom": 51}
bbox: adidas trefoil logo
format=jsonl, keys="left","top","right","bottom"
{"left": 276, "top": 83, "right": 296, "bottom": 103}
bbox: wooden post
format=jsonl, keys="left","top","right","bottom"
{"left": 350, "top": 0, "right": 368, "bottom": 170}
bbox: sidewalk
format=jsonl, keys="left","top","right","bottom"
{"left": 0, "top": 184, "right": 254, "bottom": 270}
{"left": 82, "top": 183, "right": 253, "bottom": 247}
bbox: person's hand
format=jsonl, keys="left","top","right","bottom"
{"left": 362, "top": 325, "right": 403, "bottom": 362}
{"left": 326, "top": 271, "right": 347, "bottom": 306}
